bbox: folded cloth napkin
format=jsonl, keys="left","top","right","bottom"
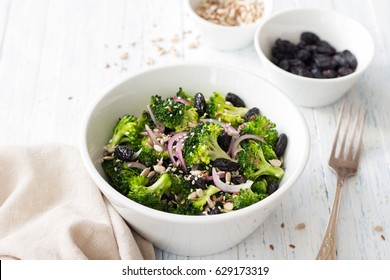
{"left": 0, "top": 144, "right": 155, "bottom": 260}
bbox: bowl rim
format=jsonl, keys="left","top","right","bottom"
{"left": 185, "top": 0, "right": 273, "bottom": 30}
{"left": 80, "top": 62, "right": 310, "bottom": 225}
{"left": 254, "top": 7, "right": 375, "bottom": 83}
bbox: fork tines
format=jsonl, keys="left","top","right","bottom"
{"left": 330, "top": 99, "right": 367, "bottom": 163}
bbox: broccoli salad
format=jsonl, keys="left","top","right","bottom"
{"left": 101, "top": 88, "right": 288, "bottom": 215}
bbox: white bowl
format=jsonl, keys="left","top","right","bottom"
{"left": 80, "top": 63, "right": 309, "bottom": 256}
{"left": 186, "top": 0, "right": 273, "bottom": 51}
{"left": 254, "top": 8, "right": 374, "bottom": 108}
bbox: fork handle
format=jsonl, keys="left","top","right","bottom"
{"left": 316, "top": 176, "right": 345, "bottom": 260}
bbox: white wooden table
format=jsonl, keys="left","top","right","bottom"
{"left": 1, "top": 0, "right": 389, "bottom": 260}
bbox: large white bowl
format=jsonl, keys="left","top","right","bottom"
{"left": 80, "top": 63, "right": 309, "bottom": 256}
{"left": 186, "top": 0, "right": 273, "bottom": 51}
{"left": 254, "top": 8, "right": 374, "bottom": 108}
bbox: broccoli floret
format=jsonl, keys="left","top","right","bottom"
{"left": 150, "top": 95, "right": 199, "bottom": 132}
{"left": 237, "top": 140, "right": 285, "bottom": 181}
{"left": 183, "top": 122, "right": 232, "bottom": 166}
{"left": 240, "top": 115, "right": 279, "bottom": 146}
{"left": 127, "top": 173, "right": 172, "bottom": 211}
{"left": 192, "top": 185, "right": 221, "bottom": 212}
{"left": 176, "top": 87, "right": 194, "bottom": 105}
{"left": 102, "top": 159, "right": 140, "bottom": 195}
{"left": 137, "top": 136, "right": 169, "bottom": 167}
{"left": 251, "top": 178, "right": 268, "bottom": 195}
{"left": 106, "top": 113, "right": 150, "bottom": 151}
{"left": 232, "top": 188, "right": 264, "bottom": 210}
{"left": 174, "top": 107, "right": 198, "bottom": 132}
{"left": 206, "top": 92, "right": 248, "bottom": 127}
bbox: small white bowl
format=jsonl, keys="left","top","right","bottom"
{"left": 80, "top": 63, "right": 309, "bottom": 256}
{"left": 186, "top": 0, "right": 273, "bottom": 51}
{"left": 254, "top": 8, "right": 374, "bottom": 108}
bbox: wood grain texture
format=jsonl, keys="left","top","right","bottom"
{"left": 0, "top": 0, "right": 388, "bottom": 260}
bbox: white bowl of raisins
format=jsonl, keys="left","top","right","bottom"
{"left": 254, "top": 8, "right": 374, "bottom": 107}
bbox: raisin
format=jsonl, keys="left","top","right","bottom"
{"left": 209, "top": 207, "right": 221, "bottom": 215}
{"left": 322, "top": 69, "right": 338, "bottom": 78}
{"left": 275, "top": 133, "right": 288, "bottom": 158}
{"left": 115, "top": 145, "right": 134, "bottom": 161}
{"left": 296, "top": 49, "right": 311, "bottom": 62}
{"left": 338, "top": 67, "right": 354, "bottom": 76}
{"left": 189, "top": 175, "right": 207, "bottom": 189}
{"left": 341, "top": 50, "right": 358, "bottom": 70}
{"left": 291, "top": 67, "right": 313, "bottom": 78}
{"left": 217, "top": 131, "right": 232, "bottom": 152}
{"left": 231, "top": 175, "right": 247, "bottom": 185}
{"left": 226, "top": 92, "right": 246, "bottom": 107}
{"left": 194, "top": 92, "right": 207, "bottom": 116}
{"left": 267, "top": 181, "right": 279, "bottom": 195}
{"left": 278, "top": 59, "right": 290, "bottom": 71}
{"left": 212, "top": 158, "right": 240, "bottom": 171}
{"left": 244, "top": 107, "right": 260, "bottom": 122}
{"left": 300, "top": 32, "right": 320, "bottom": 44}
{"left": 316, "top": 40, "right": 336, "bottom": 55}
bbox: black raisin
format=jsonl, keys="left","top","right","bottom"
{"left": 300, "top": 32, "right": 320, "bottom": 45}
{"left": 322, "top": 69, "right": 338, "bottom": 79}
{"left": 278, "top": 59, "right": 290, "bottom": 71}
{"left": 289, "top": 58, "right": 305, "bottom": 68}
{"left": 146, "top": 173, "right": 158, "bottom": 186}
{"left": 313, "top": 54, "right": 333, "bottom": 70}
{"left": 115, "top": 145, "right": 134, "bottom": 161}
{"left": 194, "top": 92, "right": 207, "bottom": 116}
{"left": 296, "top": 49, "right": 311, "bottom": 62}
{"left": 212, "top": 158, "right": 240, "bottom": 171}
{"left": 267, "top": 181, "right": 279, "bottom": 195}
{"left": 291, "top": 67, "right": 313, "bottom": 78}
{"left": 340, "top": 50, "right": 358, "bottom": 70}
{"left": 275, "top": 39, "right": 297, "bottom": 53}
{"left": 231, "top": 175, "right": 247, "bottom": 185}
{"left": 275, "top": 133, "right": 288, "bottom": 158}
{"left": 316, "top": 40, "right": 336, "bottom": 55}
{"left": 226, "top": 92, "right": 246, "bottom": 107}
{"left": 209, "top": 207, "right": 221, "bottom": 215}
{"left": 217, "top": 131, "right": 232, "bottom": 152}
{"left": 338, "top": 67, "right": 354, "bottom": 76}
{"left": 311, "top": 67, "right": 323, "bottom": 78}
{"left": 245, "top": 107, "right": 260, "bottom": 122}
{"left": 189, "top": 175, "right": 207, "bottom": 189}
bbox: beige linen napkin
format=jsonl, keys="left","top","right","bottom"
{"left": 0, "top": 144, "right": 155, "bottom": 260}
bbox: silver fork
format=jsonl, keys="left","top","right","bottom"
{"left": 316, "top": 100, "right": 367, "bottom": 260}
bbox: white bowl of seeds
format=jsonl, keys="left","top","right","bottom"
{"left": 186, "top": 0, "right": 273, "bottom": 51}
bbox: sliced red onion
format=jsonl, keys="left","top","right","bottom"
{"left": 127, "top": 161, "right": 147, "bottom": 170}
{"left": 212, "top": 168, "right": 253, "bottom": 193}
{"left": 231, "top": 134, "right": 266, "bottom": 158}
{"left": 206, "top": 170, "right": 225, "bottom": 181}
{"left": 145, "top": 124, "right": 165, "bottom": 150}
{"left": 146, "top": 104, "right": 165, "bottom": 132}
{"left": 172, "top": 96, "right": 190, "bottom": 105}
{"left": 167, "top": 132, "right": 187, "bottom": 166}
{"left": 146, "top": 104, "right": 158, "bottom": 125}
{"left": 175, "top": 138, "right": 187, "bottom": 172}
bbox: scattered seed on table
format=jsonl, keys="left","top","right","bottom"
{"left": 381, "top": 235, "right": 386, "bottom": 241}
{"left": 280, "top": 222, "right": 285, "bottom": 228}
{"left": 374, "top": 225, "right": 384, "bottom": 232}
{"left": 289, "top": 244, "right": 296, "bottom": 249}
{"left": 295, "top": 223, "right": 306, "bottom": 230}
{"left": 269, "top": 244, "right": 274, "bottom": 250}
